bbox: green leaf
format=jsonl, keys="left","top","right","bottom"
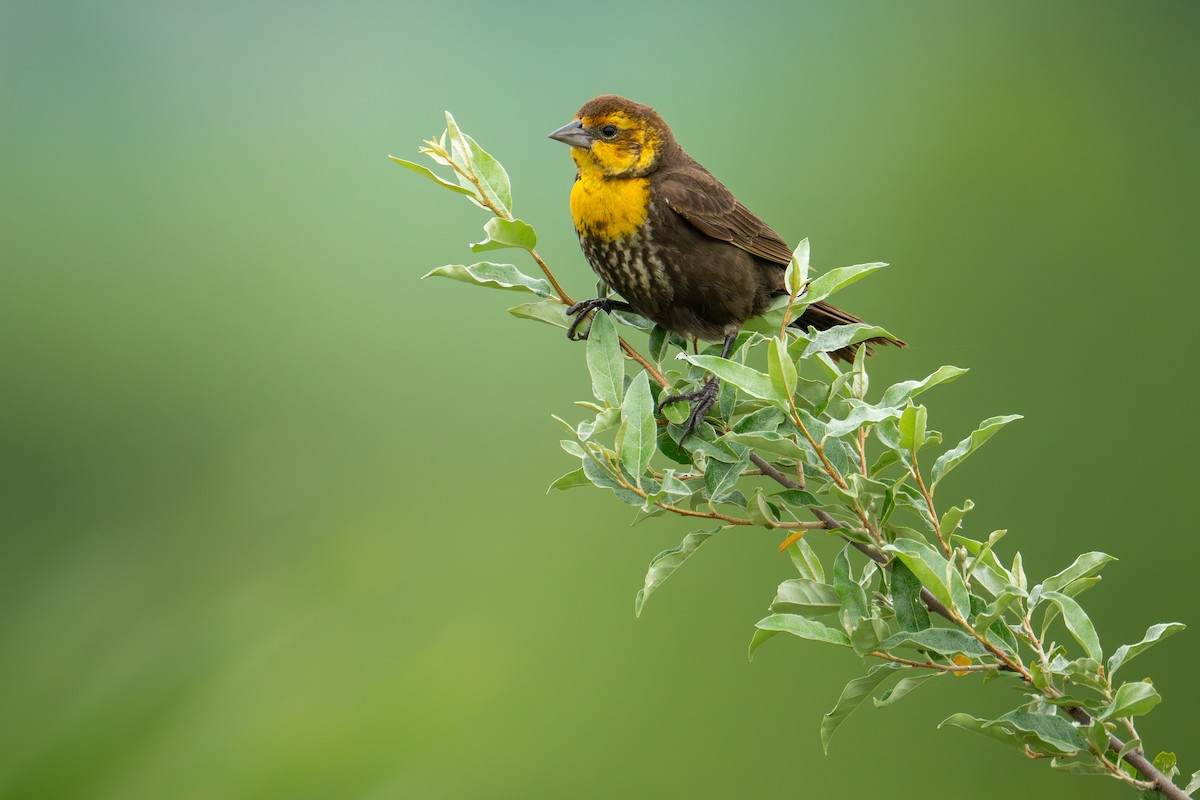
{"left": 388, "top": 155, "right": 478, "bottom": 196}
{"left": 767, "top": 336, "right": 798, "bottom": 400}
{"left": 930, "top": 415, "right": 1022, "bottom": 489}
{"left": 898, "top": 405, "right": 928, "bottom": 458}
{"left": 722, "top": 430, "right": 806, "bottom": 460}
{"left": 874, "top": 671, "right": 942, "bottom": 707}
{"left": 619, "top": 371, "right": 655, "bottom": 483}
{"left": 1108, "top": 622, "right": 1186, "bottom": 677}
{"left": 508, "top": 298, "right": 570, "bottom": 328}
{"left": 820, "top": 665, "right": 899, "bottom": 753}
{"left": 834, "top": 547, "right": 869, "bottom": 630}
{"left": 996, "top": 710, "right": 1088, "bottom": 755}
{"left": 788, "top": 538, "right": 825, "bottom": 583}
{"left": 1041, "top": 552, "right": 1117, "bottom": 593}
{"left": 878, "top": 628, "right": 992, "bottom": 658}
{"left": 890, "top": 559, "right": 931, "bottom": 632}
{"left": 581, "top": 454, "right": 642, "bottom": 506}
{"left": 771, "top": 579, "right": 840, "bottom": 614}
{"left": 939, "top": 500, "right": 974, "bottom": 541}
{"left": 585, "top": 311, "right": 624, "bottom": 407}
{"left": 1050, "top": 756, "right": 1114, "bottom": 776}
{"left": 884, "top": 538, "right": 969, "bottom": 616}
{"left": 1100, "top": 681, "right": 1161, "bottom": 721}
{"left": 422, "top": 261, "right": 551, "bottom": 296}
{"left": 879, "top": 366, "right": 969, "bottom": 408}
{"left": 823, "top": 399, "right": 905, "bottom": 440}
{"left": 634, "top": 528, "right": 721, "bottom": 617}
{"left": 443, "top": 113, "right": 512, "bottom": 215}
{"left": 803, "top": 262, "right": 889, "bottom": 306}
{"left": 547, "top": 467, "right": 589, "bottom": 492}
{"left": 786, "top": 238, "right": 810, "bottom": 296}
{"left": 677, "top": 353, "right": 782, "bottom": 403}
{"left": 751, "top": 614, "right": 851, "bottom": 661}
{"left": 1041, "top": 590, "right": 1103, "bottom": 661}
{"left": 1182, "top": 770, "right": 1200, "bottom": 796}
{"left": 801, "top": 324, "right": 897, "bottom": 358}
{"left": 469, "top": 217, "right": 537, "bottom": 252}
{"left": 939, "top": 713, "right": 1028, "bottom": 752}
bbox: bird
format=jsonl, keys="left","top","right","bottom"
{"left": 548, "top": 94, "right": 903, "bottom": 439}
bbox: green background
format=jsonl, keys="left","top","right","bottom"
{"left": 3, "top": 1, "right": 1198, "bottom": 797}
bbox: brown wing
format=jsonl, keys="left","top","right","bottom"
{"left": 657, "top": 162, "right": 793, "bottom": 266}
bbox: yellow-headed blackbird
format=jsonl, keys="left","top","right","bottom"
{"left": 549, "top": 95, "right": 903, "bottom": 436}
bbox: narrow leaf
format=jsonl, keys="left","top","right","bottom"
{"left": 1108, "top": 622, "right": 1186, "bottom": 676}
{"left": 508, "top": 298, "right": 570, "bottom": 328}
{"left": 677, "top": 353, "right": 782, "bottom": 403}
{"left": 634, "top": 528, "right": 721, "bottom": 617}
{"left": 585, "top": 311, "right": 623, "bottom": 407}
{"left": 820, "top": 665, "right": 899, "bottom": 753}
{"left": 890, "top": 559, "right": 931, "bottom": 632}
{"left": 619, "top": 371, "right": 655, "bottom": 482}
{"left": 788, "top": 538, "right": 825, "bottom": 583}
{"left": 752, "top": 613, "right": 851, "bottom": 655}
{"left": 388, "top": 155, "right": 477, "bottom": 196}
{"left": 875, "top": 671, "right": 942, "bottom": 707}
{"left": 1042, "top": 552, "right": 1117, "bottom": 593}
{"left": 930, "top": 415, "right": 1022, "bottom": 488}
{"left": 878, "top": 628, "right": 992, "bottom": 658}
{"left": 803, "top": 262, "right": 889, "bottom": 306}
{"left": 1041, "top": 590, "right": 1103, "bottom": 661}
{"left": 423, "top": 261, "right": 551, "bottom": 296}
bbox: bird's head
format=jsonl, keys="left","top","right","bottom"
{"left": 548, "top": 95, "right": 675, "bottom": 178}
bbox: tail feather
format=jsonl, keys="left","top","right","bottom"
{"left": 791, "top": 300, "right": 906, "bottom": 363}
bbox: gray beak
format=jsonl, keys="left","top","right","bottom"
{"left": 548, "top": 119, "right": 593, "bottom": 149}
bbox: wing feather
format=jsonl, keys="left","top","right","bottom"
{"left": 658, "top": 163, "right": 793, "bottom": 265}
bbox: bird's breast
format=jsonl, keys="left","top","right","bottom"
{"left": 569, "top": 172, "right": 650, "bottom": 241}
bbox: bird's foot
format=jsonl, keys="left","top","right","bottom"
{"left": 565, "top": 297, "right": 630, "bottom": 341}
{"left": 658, "top": 377, "right": 721, "bottom": 443}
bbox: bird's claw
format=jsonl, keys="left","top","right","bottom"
{"left": 565, "top": 298, "right": 620, "bottom": 341}
{"left": 658, "top": 377, "right": 721, "bottom": 443}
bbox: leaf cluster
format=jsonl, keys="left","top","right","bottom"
{"left": 395, "top": 113, "right": 1194, "bottom": 798}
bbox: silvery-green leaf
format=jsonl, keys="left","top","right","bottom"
{"left": 820, "top": 665, "right": 899, "bottom": 753}
{"left": 878, "top": 628, "right": 992, "bottom": 658}
{"left": 930, "top": 415, "right": 1022, "bottom": 488}
{"left": 803, "top": 262, "right": 889, "bottom": 306}
{"left": 802, "top": 324, "right": 897, "bottom": 359}
{"left": 677, "top": 353, "right": 782, "bottom": 403}
{"left": 1041, "top": 552, "right": 1117, "bottom": 593}
{"left": 619, "top": 371, "right": 655, "bottom": 483}
{"left": 879, "top": 366, "right": 969, "bottom": 408}
{"left": 751, "top": 614, "right": 851, "bottom": 659}
{"left": 874, "top": 671, "right": 942, "bottom": 707}
{"left": 771, "top": 579, "right": 840, "bottom": 614}
{"left": 469, "top": 217, "right": 537, "bottom": 252}
{"left": 547, "top": 468, "right": 589, "bottom": 492}
{"left": 423, "top": 261, "right": 551, "bottom": 296}
{"left": 585, "top": 311, "right": 623, "bottom": 407}
{"left": 1040, "top": 590, "right": 1103, "bottom": 661}
{"left": 884, "top": 538, "right": 969, "bottom": 615}
{"left": 767, "top": 336, "right": 797, "bottom": 400}
{"left": 508, "top": 298, "right": 570, "bottom": 328}
{"left": 1100, "top": 681, "right": 1161, "bottom": 721}
{"left": 890, "top": 558, "right": 931, "bottom": 632}
{"left": 634, "top": 527, "right": 722, "bottom": 617}
{"left": 1107, "top": 622, "right": 1186, "bottom": 676}
{"left": 388, "top": 155, "right": 478, "bottom": 196}
{"left": 788, "top": 538, "right": 825, "bottom": 583}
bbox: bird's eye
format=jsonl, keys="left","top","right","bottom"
{"left": 600, "top": 124, "right": 619, "bottom": 139}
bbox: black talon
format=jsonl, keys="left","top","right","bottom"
{"left": 659, "top": 377, "right": 721, "bottom": 443}
{"left": 565, "top": 297, "right": 633, "bottom": 341}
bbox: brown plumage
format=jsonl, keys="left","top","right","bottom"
{"left": 548, "top": 95, "right": 904, "bottom": 434}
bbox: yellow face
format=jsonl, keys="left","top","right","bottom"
{"left": 570, "top": 110, "right": 659, "bottom": 177}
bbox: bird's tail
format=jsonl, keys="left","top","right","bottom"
{"left": 791, "top": 300, "right": 906, "bottom": 363}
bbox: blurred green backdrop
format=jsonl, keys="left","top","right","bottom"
{"left": 2, "top": 1, "right": 1198, "bottom": 798}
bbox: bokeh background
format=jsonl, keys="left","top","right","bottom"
{"left": 3, "top": 1, "right": 1199, "bottom": 798}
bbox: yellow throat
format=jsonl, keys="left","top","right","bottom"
{"left": 569, "top": 169, "right": 650, "bottom": 241}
